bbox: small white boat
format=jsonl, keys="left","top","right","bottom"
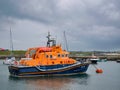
{"left": 3, "top": 28, "right": 16, "bottom": 65}
{"left": 90, "top": 58, "right": 100, "bottom": 64}
{"left": 89, "top": 53, "right": 100, "bottom": 64}
{"left": 3, "top": 56, "right": 16, "bottom": 65}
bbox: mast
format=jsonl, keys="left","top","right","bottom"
{"left": 10, "top": 27, "right": 14, "bottom": 56}
{"left": 63, "top": 31, "right": 68, "bottom": 51}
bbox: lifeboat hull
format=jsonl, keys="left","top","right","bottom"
{"left": 8, "top": 62, "right": 89, "bottom": 77}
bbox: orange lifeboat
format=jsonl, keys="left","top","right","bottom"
{"left": 8, "top": 32, "right": 90, "bottom": 77}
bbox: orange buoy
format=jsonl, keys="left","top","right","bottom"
{"left": 96, "top": 69, "right": 103, "bottom": 73}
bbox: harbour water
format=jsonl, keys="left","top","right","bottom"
{"left": 0, "top": 60, "right": 120, "bottom": 90}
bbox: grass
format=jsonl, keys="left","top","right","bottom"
{"left": 0, "top": 50, "right": 26, "bottom": 56}
{"left": 70, "top": 51, "right": 92, "bottom": 56}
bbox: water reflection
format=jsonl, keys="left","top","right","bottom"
{"left": 9, "top": 74, "right": 90, "bottom": 90}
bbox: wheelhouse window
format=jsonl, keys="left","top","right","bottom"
{"left": 65, "top": 54, "right": 68, "bottom": 57}
{"left": 58, "top": 54, "right": 60, "bottom": 57}
{"left": 50, "top": 55, "right": 52, "bottom": 58}
{"left": 62, "top": 54, "right": 64, "bottom": 57}
{"left": 46, "top": 55, "right": 49, "bottom": 58}
{"left": 29, "top": 50, "right": 36, "bottom": 57}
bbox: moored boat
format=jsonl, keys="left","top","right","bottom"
{"left": 3, "top": 56, "right": 15, "bottom": 65}
{"left": 116, "top": 60, "right": 120, "bottom": 63}
{"left": 90, "top": 58, "right": 99, "bottom": 64}
{"left": 8, "top": 33, "right": 90, "bottom": 77}
{"left": 3, "top": 28, "right": 16, "bottom": 65}
{"left": 98, "top": 59, "right": 107, "bottom": 62}
{"left": 89, "top": 54, "right": 100, "bottom": 64}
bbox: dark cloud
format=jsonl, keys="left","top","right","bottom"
{"left": 0, "top": 0, "right": 120, "bottom": 51}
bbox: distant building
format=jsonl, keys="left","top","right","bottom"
{"left": 103, "top": 53, "right": 120, "bottom": 56}
{"left": 0, "top": 48, "right": 9, "bottom": 51}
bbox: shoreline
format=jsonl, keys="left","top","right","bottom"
{"left": 0, "top": 55, "right": 25, "bottom": 60}
{"left": 0, "top": 55, "right": 120, "bottom": 61}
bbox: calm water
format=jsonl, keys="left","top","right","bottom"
{"left": 0, "top": 60, "right": 120, "bottom": 90}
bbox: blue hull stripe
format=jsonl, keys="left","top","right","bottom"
{"left": 8, "top": 63, "right": 89, "bottom": 77}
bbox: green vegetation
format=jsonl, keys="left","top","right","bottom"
{"left": 0, "top": 50, "right": 92, "bottom": 56}
{"left": 0, "top": 50, "right": 26, "bottom": 56}
{"left": 70, "top": 51, "right": 92, "bottom": 56}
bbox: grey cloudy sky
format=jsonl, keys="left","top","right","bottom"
{"left": 0, "top": 0, "right": 120, "bottom": 51}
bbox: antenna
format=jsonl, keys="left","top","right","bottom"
{"left": 46, "top": 32, "right": 56, "bottom": 47}
{"left": 63, "top": 31, "right": 68, "bottom": 51}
